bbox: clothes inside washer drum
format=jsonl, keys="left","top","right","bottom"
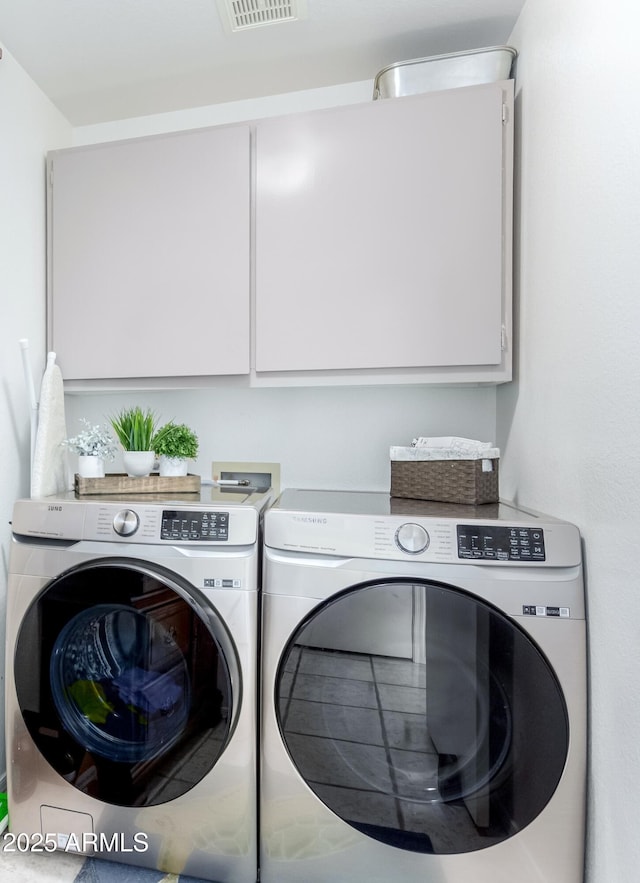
{"left": 50, "top": 603, "right": 190, "bottom": 763}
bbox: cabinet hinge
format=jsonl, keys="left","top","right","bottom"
{"left": 501, "top": 324, "right": 507, "bottom": 350}
{"left": 502, "top": 103, "right": 509, "bottom": 124}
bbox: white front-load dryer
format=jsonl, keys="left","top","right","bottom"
{"left": 6, "top": 487, "right": 272, "bottom": 883}
{"left": 260, "top": 489, "right": 587, "bottom": 883}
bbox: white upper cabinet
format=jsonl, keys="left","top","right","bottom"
{"left": 47, "top": 81, "right": 513, "bottom": 388}
{"left": 48, "top": 124, "right": 251, "bottom": 381}
{"left": 255, "top": 81, "right": 513, "bottom": 382}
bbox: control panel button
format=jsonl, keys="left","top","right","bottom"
{"left": 395, "top": 523, "right": 430, "bottom": 554}
{"left": 113, "top": 509, "right": 140, "bottom": 537}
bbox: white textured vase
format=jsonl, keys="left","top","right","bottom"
{"left": 158, "top": 456, "right": 188, "bottom": 477}
{"left": 123, "top": 451, "right": 156, "bottom": 478}
{"left": 78, "top": 455, "right": 105, "bottom": 478}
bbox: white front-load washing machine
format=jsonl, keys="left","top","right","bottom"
{"left": 260, "top": 489, "right": 587, "bottom": 883}
{"left": 6, "top": 486, "right": 273, "bottom": 883}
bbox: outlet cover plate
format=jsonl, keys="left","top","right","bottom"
{"left": 212, "top": 461, "right": 280, "bottom": 494}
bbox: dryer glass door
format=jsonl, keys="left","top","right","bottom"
{"left": 275, "top": 578, "right": 568, "bottom": 855}
{"left": 14, "top": 560, "right": 240, "bottom": 807}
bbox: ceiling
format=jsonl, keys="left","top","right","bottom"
{"left": 0, "top": 0, "right": 524, "bottom": 126}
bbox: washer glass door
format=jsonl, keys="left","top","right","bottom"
{"left": 275, "top": 579, "right": 568, "bottom": 855}
{"left": 14, "top": 559, "right": 239, "bottom": 807}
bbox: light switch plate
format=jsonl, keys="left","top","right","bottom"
{"left": 212, "top": 461, "right": 280, "bottom": 495}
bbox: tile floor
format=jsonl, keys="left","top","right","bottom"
{"left": 0, "top": 840, "right": 85, "bottom": 883}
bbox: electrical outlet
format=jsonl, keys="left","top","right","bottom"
{"left": 212, "top": 461, "right": 280, "bottom": 494}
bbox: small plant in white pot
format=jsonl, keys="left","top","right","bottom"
{"left": 152, "top": 422, "right": 199, "bottom": 477}
{"left": 62, "top": 419, "right": 118, "bottom": 478}
{"left": 109, "top": 407, "right": 158, "bottom": 477}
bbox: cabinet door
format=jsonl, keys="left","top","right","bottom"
{"left": 255, "top": 82, "right": 512, "bottom": 374}
{"left": 48, "top": 125, "right": 250, "bottom": 380}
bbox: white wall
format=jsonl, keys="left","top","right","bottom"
{"left": 72, "top": 80, "right": 373, "bottom": 144}
{"left": 64, "top": 386, "right": 497, "bottom": 492}
{"left": 0, "top": 47, "right": 72, "bottom": 774}
{"left": 500, "top": 1, "right": 640, "bottom": 880}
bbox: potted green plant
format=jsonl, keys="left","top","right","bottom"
{"left": 109, "top": 407, "right": 158, "bottom": 477}
{"left": 151, "top": 422, "right": 199, "bottom": 476}
{"left": 62, "top": 418, "right": 117, "bottom": 478}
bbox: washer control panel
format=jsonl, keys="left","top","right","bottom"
{"left": 160, "top": 509, "right": 229, "bottom": 541}
{"left": 10, "top": 498, "right": 263, "bottom": 547}
{"left": 457, "top": 524, "right": 546, "bottom": 562}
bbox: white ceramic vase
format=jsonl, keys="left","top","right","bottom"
{"left": 158, "top": 456, "right": 188, "bottom": 477}
{"left": 78, "top": 455, "right": 105, "bottom": 478}
{"left": 123, "top": 451, "right": 156, "bottom": 478}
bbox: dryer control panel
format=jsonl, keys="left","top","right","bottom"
{"left": 457, "top": 524, "right": 546, "bottom": 561}
{"left": 265, "top": 489, "right": 581, "bottom": 568}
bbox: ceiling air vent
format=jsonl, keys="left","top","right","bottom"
{"left": 218, "top": 0, "right": 308, "bottom": 32}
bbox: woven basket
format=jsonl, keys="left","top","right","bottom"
{"left": 390, "top": 458, "right": 499, "bottom": 505}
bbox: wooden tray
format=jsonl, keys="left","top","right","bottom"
{"left": 75, "top": 473, "right": 201, "bottom": 496}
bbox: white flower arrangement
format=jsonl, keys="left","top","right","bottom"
{"left": 62, "top": 418, "right": 118, "bottom": 460}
